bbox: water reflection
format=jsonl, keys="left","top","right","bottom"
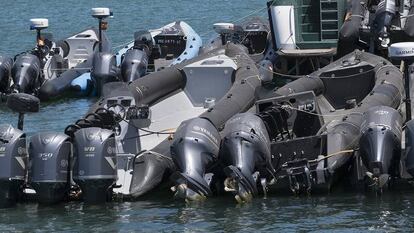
{"left": 1, "top": 194, "right": 414, "bottom": 232}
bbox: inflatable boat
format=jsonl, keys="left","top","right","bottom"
{"left": 73, "top": 21, "right": 202, "bottom": 96}
{"left": 0, "top": 42, "right": 268, "bottom": 205}
{"left": 0, "top": 8, "right": 112, "bottom": 102}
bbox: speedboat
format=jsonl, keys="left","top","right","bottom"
{"left": 0, "top": 8, "right": 113, "bottom": 102}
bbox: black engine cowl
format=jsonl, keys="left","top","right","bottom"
{"left": 359, "top": 106, "right": 402, "bottom": 187}
{"left": 0, "top": 124, "right": 27, "bottom": 208}
{"left": 120, "top": 48, "right": 149, "bottom": 82}
{"left": 91, "top": 52, "right": 118, "bottom": 96}
{"left": 170, "top": 118, "right": 220, "bottom": 201}
{"left": 0, "top": 56, "right": 13, "bottom": 93}
{"left": 28, "top": 132, "right": 71, "bottom": 204}
{"left": 220, "top": 113, "right": 273, "bottom": 202}
{"left": 73, "top": 127, "right": 116, "bottom": 203}
{"left": 12, "top": 54, "right": 41, "bottom": 94}
{"left": 404, "top": 120, "right": 414, "bottom": 176}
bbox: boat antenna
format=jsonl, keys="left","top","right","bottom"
{"left": 91, "top": 8, "right": 113, "bottom": 52}
{"left": 389, "top": 42, "right": 414, "bottom": 122}
{"left": 29, "top": 18, "right": 49, "bottom": 59}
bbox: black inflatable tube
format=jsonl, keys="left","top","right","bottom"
{"left": 275, "top": 76, "right": 325, "bottom": 96}
{"left": 127, "top": 67, "right": 184, "bottom": 106}
{"left": 37, "top": 61, "right": 91, "bottom": 101}
{"left": 326, "top": 59, "right": 403, "bottom": 171}
{"left": 199, "top": 43, "right": 261, "bottom": 128}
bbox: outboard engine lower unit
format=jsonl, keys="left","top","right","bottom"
{"left": 220, "top": 113, "right": 273, "bottom": 203}
{"left": 404, "top": 120, "right": 414, "bottom": 176}
{"left": 0, "top": 124, "right": 27, "bottom": 207}
{"left": 170, "top": 118, "right": 221, "bottom": 201}
{"left": 359, "top": 106, "right": 402, "bottom": 189}
{"left": 73, "top": 127, "right": 116, "bottom": 203}
{"left": 29, "top": 132, "right": 71, "bottom": 204}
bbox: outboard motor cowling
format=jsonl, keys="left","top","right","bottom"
{"left": 359, "top": 106, "right": 402, "bottom": 189}
{"left": 170, "top": 118, "right": 221, "bottom": 201}
{"left": 404, "top": 120, "right": 414, "bottom": 176}
{"left": 220, "top": 113, "right": 273, "bottom": 203}
{"left": 0, "top": 124, "right": 27, "bottom": 208}
{"left": 120, "top": 49, "right": 149, "bottom": 82}
{"left": 73, "top": 127, "right": 116, "bottom": 203}
{"left": 91, "top": 52, "right": 118, "bottom": 96}
{"left": 0, "top": 56, "right": 13, "bottom": 93}
{"left": 29, "top": 132, "right": 71, "bottom": 204}
{"left": 12, "top": 54, "right": 41, "bottom": 94}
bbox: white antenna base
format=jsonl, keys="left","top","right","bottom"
{"left": 92, "top": 8, "right": 111, "bottom": 19}
{"left": 30, "top": 18, "right": 49, "bottom": 30}
{"left": 389, "top": 42, "right": 414, "bottom": 60}
{"left": 213, "top": 23, "right": 235, "bottom": 35}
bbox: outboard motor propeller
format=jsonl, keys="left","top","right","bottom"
{"left": 220, "top": 113, "right": 274, "bottom": 203}
{"left": 170, "top": 118, "right": 221, "bottom": 202}
{"left": 0, "top": 93, "right": 39, "bottom": 207}
{"left": 11, "top": 54, "right": 42, "bottom": 94}
{"left": 359, "top": 106, "right": 402, "bottom": 191}
{"left": 73, "top": 127, "right": 116, "bottom": 203}
{"left": 29, "top": 132, "right": 72, "bottom": 204}
{"left": 0, "top": 56, "right": 13, "bottom": 93}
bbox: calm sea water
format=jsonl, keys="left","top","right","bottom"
{"left": 0, "top": 0, "right": 414, "bottom": 232}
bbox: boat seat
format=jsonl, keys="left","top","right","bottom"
{"left": 63, "top": 29, "right": 99, "bottom": 68}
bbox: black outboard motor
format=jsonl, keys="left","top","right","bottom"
{"left": 220, "top": 113, "right": 273, "bottom": 203}
{"left": 120, "top": 49, "right": 149, "bottom": 82}
{"left": 120, "top": 30, "right": 153, "bottom": 82}
{"left": 373, "top": 0, "right": 397, "bottom": 47}
{"left": 0, "top": 93, "right": 40, "bottom": 207}
{"left": 0, "top": 125, "right": 27, "bottom": 208}
{"left": 0, "top": 56, "right": 13, "bottom": 93}
{"left": 91, "top": 52, "right": 118, "bottom": 96}
{"left": 170, "top": 118, "right": 221, "bottom": 201}
{"left": 12, "top": 54, "right": 42, "bottom": 94}
{"left": 73, "top": 127, "right": 116, "bottom": 203}
{"left": 404, "top": 120, "right": 414, "bottom": 176}
{"left": 359, "top": 106, "right": 402, "bottom": 190}
{"left": 29, "top": 133, "right": 71, "bottom": 204}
